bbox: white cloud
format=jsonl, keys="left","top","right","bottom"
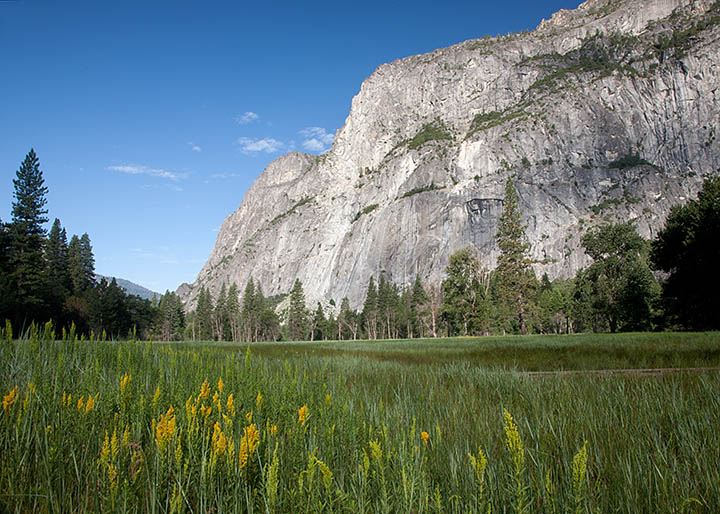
{"left": 107, "top": 164, "right": 187, "bottom": 181}
{"left": 210, "top": 172, "right": 244, "bottom": 179}
{"left": 236, "top": 137, "right": 284, "bottom": 154}
{"left": 235, "top": 111, "right": 259, "bottom": 124}
{"left": 188, "top": 142, "right": 202, "bottom": 152}
{"left": 299, "top": 127, "right": 335, "bottom": 152}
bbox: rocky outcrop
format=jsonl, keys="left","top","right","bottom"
{"left": 180, "top": 0, "right": 720, "bottom": 310}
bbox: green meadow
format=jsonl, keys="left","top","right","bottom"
{"left": 2, "top": 329, "right": 719, "bottom": 513}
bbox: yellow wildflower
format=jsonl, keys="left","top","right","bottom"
{"left": 421, "top": 431, "right": 430, "bottom": 446}
{"left": 155, "top": 405, "right": 176, "bottom": 453}
{"left": 76, "top": 396, "right": 85, "bottom": 411}
{"left": 212, "top": 422, "right": 227, "bottom": 456}
{"left": 503, "top": 408, "right": 525, "bottom": 474}
{"left": 270, "top": 424, "right": 278, "bottom": 436}
{"left": 198, "top": 379, "right": 210, "bottom": 400}
{"left": 245, "top": 410, "right": 253, "bottom": 423}
{"left": 255, "top": 391, "right": 263, "bottom": 410}
{"left": 3, "top": 386, "right": 18, "bottom": 411}
{"left": 298, "top": 404, "right": 309, "bottom": 425}
{"left": 226, "top": 393, "right": 235, "bottom": 416}
{"left": 85, "top": 395, "right": 95, "bottom": 413}
{"left": 119, "top": 373, "right": 132, "bottom": 394}
{"left": 244, "top": 423, "right": 260, "bottom": 454}
{"left": 100, "top": 431, "right": 111, "bottom": 468}
{"left": 110, "top": 428, "right": 120, "bottom": 461}
{"left": 217, "top": 378, "right": 224, "bottom": 392}
{"left": 122, "top": 425, "right": 130, "bottom": 447}
{"left": 152, "top": 386, "right": 161, "bottom": 410}
{"left": 572, "top": 440, "right": 589, "bottom": 499}
{"left": 238, "top": 438, "right": 249, "bottom": 469}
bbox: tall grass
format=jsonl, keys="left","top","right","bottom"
{"left": 1, "top": 329, "right": 719, "bottom": 512}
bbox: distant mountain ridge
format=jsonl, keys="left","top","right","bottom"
{"left": 95, "top": 275, "right": 159, "bottom": 301}
{"left": 181, "top": 0, "right": 720, "bottom": 310}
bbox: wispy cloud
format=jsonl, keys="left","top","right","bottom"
{"left": 300, "top": 127, "right": 335, "bottom": 152}
{"left": 236, "top": 137, "right": 284, "bottom": 154}
{"left": 188, "top": 142, "right": 202, "bottom": 153}
{"left": 107, "top": 164, "right": 188, "bottom": 181}
{"left": 210, "top": 172, "right": 244, "bottom": 179}
{"left": 235, "top": 111, "right": 259, "bottom": 125}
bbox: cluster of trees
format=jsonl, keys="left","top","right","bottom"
{"left": 1, "top": 149, "right": 191, "bottom": 340}
{"left": 5, "top": 148, "right": 717, "bottom": 341}
{"left": 187, "top": 176, "right": 719, "bottom": 341}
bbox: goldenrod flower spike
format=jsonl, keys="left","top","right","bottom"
{"left": 298, "top": 404, "right": 309, "bottom": 425}
{"left": 421, "top": 431, "right": 430, "bottom": 446}
{"left": 2, "top": 386, "right": 18, "bottom": 411}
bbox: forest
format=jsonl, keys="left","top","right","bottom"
{"left": 2, "top": 149, "right": 718, "bottom": 341}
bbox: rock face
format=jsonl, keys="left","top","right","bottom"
{"left": 181, "top": 0, "right": 720, "bottom": 310}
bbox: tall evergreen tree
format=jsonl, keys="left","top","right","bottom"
{"left": 338, "top": 297, "right": 358, "bottom": 340}
{"left": 362, "top": 277, "right": 378, "bottom": 340}
{"left": 310, "top": 302, "right": 326, "bottom": 341}
{"left": 241, "top": 278, "right": 257, "bottom": 341}
{"left": 493, "top": 178, "right": 537, "bottom": 335}
{"left": 410, "top": 275, "right": 429, "bottom": 338}
{"left": 155, "top": 291, "right": 185, "bottom": 341}
{"left": 195, "top": 287, "right": 214, "bottom": 340}
{"left": 226, "top": 283, "right": 241, "bottom": 341}
{"left": 213, "top": 283, "right": 228, "bottom": 341}
{"left": 8, "top": 149, "right": 49, "bottom": 321}
{"left": 44, "top": 219, "right": 70, "bottom": 319}
{"left": 67, "top": 233, "right": 95, "bottom": 294}
{"left": 0, "top": 218, "right": 13, "bottom": 321}
{"left": 287, "top": 278, "right": 308, "bottom": 341}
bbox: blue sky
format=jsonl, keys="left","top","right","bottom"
{"left": 0, "top": 0, "right": 580, "bottom": 294}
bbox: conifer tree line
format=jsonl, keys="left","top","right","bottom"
{"left": 1, "top": 149, "right": 186, "bottom": 340}
{"left": 4, "top": 149, "right": 718, "bottom": 341}
{"left": 188, "top": 176, "right": 719, "bottom": 341}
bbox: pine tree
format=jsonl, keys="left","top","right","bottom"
{"left": 0, "top": 218, "right": 14, "bottom": 321}
{"left": 67, "top": 233, "right": 95, "bottom": 294}
{"left": 362, "top": 277, "right": 378, "bottom": 339}
{"left": 9, "top": 149, "right": 49, "bottom": 320}
{"left": 287, "top": 279, "right": 308, "bottom": 341}
{"left": 195, "top": 287, "right": 214, "bottom": 340}
{"left": 310, "top": 303, "right": 326, "bottom": 341}
{"left": 410, "top": 275, "right": 429, "bottom": 338}
{"left": 226, "top": 283, "right": 241, "bottom": 341}
{"left": 214, "top": 283, "right": 228, "bottom": 341}
{"left": 241, "top": 278, "right": 257, "bottom": 341}
{"left": 493, "top": 178, "right": 537, "bottom": 335}
{"left": 44, "top": 218, "right": 70, "bottom": 318}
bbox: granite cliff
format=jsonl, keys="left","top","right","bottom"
{"left": 180, "top": 0, "right": 720, "bottom": 310}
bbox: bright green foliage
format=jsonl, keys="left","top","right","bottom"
{"left": 493, "top": 178, "right": 537, "bottom": 334}
{"left": 8, "top": 149, "right": 49, "bottom": 320}
{"left": 576, "top": 222, "right": 658, "bottom": 332}
{"left": 287, "top": 279, "right": 309, "bottom": 341}
{"left": 651, "top": 177, "right": 720, "bottom": 330}
{"left": 442, "top": 247, "right": 489, "bottom": 336}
